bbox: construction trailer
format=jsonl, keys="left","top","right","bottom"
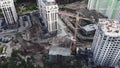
{"left": 87, "top": 0, "right": 120, "bottom": 21}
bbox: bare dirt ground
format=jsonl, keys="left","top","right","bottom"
{"left": 65, "top": 1, "right": 87, "bottom": 10}
{"left": 59, "top": 1, "right": 106, "bottom": 48}
{"left": 64, "top": 1, "right": 106, "bottom": 19}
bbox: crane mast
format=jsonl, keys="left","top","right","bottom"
{"left": 58, "top": 11, "right": 95, "bottom": 54}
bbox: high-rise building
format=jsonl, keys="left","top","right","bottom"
{"left": 87, "top": 0, "right": 120, "bottom": 21}
{"left": 92, "top": 19, "right": 120, "bottom": 67}
{"left": 37, "top": 0, "right": 59, "bottom": 32}
{"left": 0, "top": 0, "right": 18, "bottom": 25}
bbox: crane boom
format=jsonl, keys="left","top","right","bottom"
{"left": 58, "top": 11, "right": 94, "bottom": 21}
{"left": 58, "top": 11, "right": 94, "bottom": 54}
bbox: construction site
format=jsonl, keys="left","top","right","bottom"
{"left": 10, "top": 1, "right": 107, "bottom": 67}
{"left": 0, "top": 0, "right": 108, "bottom": 68}
{"left": 15, "top": 1, "right": 106, "bottom": 66}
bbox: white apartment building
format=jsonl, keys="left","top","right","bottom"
{"left": 92, "top": 19, "right": 120, "bottom": 67}
{"left": 0, "top": 0, "right": 18, "bottom": 25}
{"left": 37, "top": 0, "right": 59, "bottom": 32}
{"left": 87, "top": 0, "right": 120, "bottom": 21}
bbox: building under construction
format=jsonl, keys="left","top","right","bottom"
{"left": 87, "top": 0, "right": 120, "bottom": 21}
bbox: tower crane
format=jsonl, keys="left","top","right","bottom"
{"left": 58, "top": 11, "right": 95, "bottom": 54}
{"left": 37, "top": 6, "right": 95, "bottom": 54}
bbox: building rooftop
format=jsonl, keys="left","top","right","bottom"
{"left": 46, "top": 0, "right": 55, "bottom": 2}
{"left": 43, "top": 0, "right": 57, "bottom": 5}
{"left": 49, "top": 46, "right": 71, "bottom": 56}
{"left": 81, "top": 24, "right": 98, "bottom": 32}
{"left": 99, "top": 19, "right": 120, "bottom": 37}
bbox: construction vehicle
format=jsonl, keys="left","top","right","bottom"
{"left": 1, "top": 46, "right": 7, "bottom": 54}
